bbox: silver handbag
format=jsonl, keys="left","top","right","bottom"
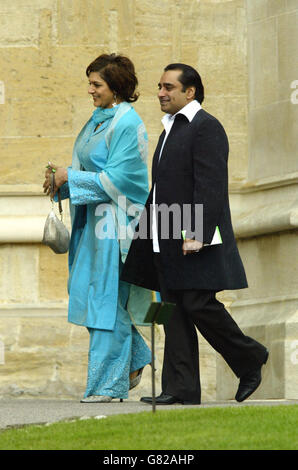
{"left": 42, "top": 173, "right": 70, "bottom": 254}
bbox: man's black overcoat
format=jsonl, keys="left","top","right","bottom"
{"left": 121, "top": 108, "right": 248, "bottom": 292}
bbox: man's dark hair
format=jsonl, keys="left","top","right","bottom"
{"left": 164, "top": 63, "right": 204, "bottom": 104}
{"left": 86, "top": 53, "right": 139, "bottom": 103}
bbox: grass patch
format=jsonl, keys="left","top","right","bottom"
{"left": 0, "top": 405, "right": 297, "bottom": 450}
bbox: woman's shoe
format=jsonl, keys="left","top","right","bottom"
{"left": 80, "top": 395, "right": 120, "bottom": 403}
{"left": 129, "top": 368, "right": 143, "bottom": 391}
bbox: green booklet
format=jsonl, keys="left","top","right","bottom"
{"left": 182, "top": 225, "right": 222, "bottom": 245}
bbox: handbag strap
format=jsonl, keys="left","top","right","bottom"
{"left": 50, "top": 172, "right": 63, "bottom": 220}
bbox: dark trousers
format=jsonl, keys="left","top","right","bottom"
{"left": 154, "top": 254, "right": 267, "bottom": 404}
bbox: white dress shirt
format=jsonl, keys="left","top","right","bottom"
{"left": 152, "top": 100, "right": 202, "bottom": 252}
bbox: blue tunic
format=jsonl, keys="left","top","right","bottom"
{"left": 59, "top": 102, "right": 152, "bottom": 331}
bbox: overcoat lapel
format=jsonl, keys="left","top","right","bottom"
{"left": 152, "top": 130, "right": 165, "bottom": 183}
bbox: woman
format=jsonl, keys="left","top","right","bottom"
{"left": 43, "top": 53, "right": 151, "bottom": 403}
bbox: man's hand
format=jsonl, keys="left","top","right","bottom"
{"left": 182, "top": 238, "right": 203, "bottom": 255}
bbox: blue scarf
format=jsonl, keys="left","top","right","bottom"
{"left": 70, "top": 102, "right": 152, "bottom": 327}
{"left": 91, "top": 105, "right": 118, "bottom": 126}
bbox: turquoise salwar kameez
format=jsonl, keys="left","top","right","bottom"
{"left": 58, "top": 102, "right": 151, "bottom": 399}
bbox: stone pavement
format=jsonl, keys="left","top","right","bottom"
{"left": 0, "top": 398, "right": 297, "bottom": 430}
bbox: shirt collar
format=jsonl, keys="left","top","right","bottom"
{"left": 161, "top": 100, "right": 202, "bottom": 128}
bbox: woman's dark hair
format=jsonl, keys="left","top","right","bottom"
{"left": 164, "top": 63, "right": 204, "bottom": 104}
{"left": 86, "top": 53, "right": 139, "bottom": 103}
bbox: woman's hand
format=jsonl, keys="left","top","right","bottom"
{"left": 43, "top": 162, "right": 68, "bottom": 197}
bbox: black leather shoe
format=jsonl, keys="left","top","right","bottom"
{"left": 235, "top": 350, "right": 269, "bottom": 402}
{"left": 140, "top": 392, "right": 200, "bottom": 405}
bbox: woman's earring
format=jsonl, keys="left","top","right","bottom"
{"left": 112, "top": 94, "right": 117, "bottom": 107}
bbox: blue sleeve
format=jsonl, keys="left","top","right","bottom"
{"left": 68, "top": 168, "right": 111, "bottom": 205}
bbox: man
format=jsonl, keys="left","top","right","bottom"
{"left": 121, "top": 63, "right": 268, "bottom": 405}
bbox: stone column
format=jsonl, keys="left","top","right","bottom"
{"left": 216, "top": 0, "right": 298, "bottom": 400}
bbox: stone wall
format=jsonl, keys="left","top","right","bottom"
{"left": 0, "top": 0, "right": 297, "bottom": 401}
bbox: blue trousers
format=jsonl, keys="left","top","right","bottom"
{"left": 84, "top": 281, "right": 151, "bottom": 398}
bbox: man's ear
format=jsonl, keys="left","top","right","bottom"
{"left": 186, "top": 86, "right": 196, "bottom": 101}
